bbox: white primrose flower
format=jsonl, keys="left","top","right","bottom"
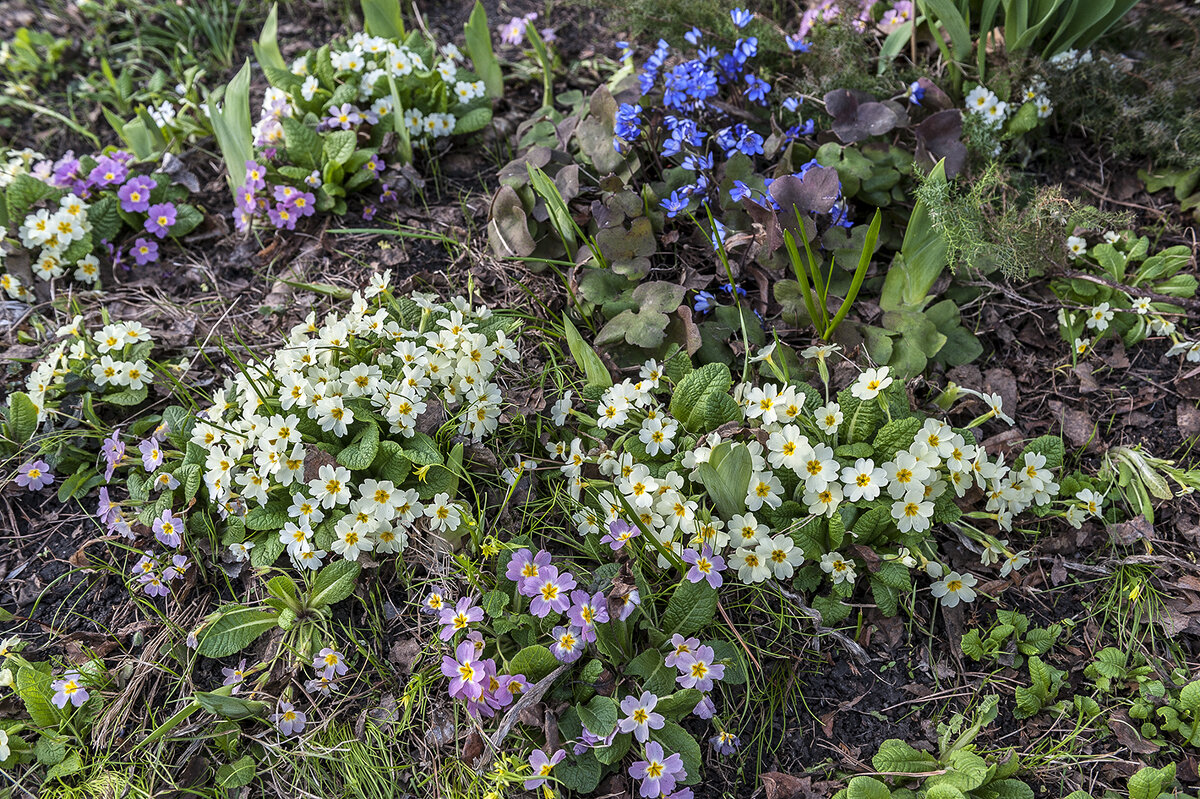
{"left": 841, "top": 458, "right": 887, "bottom": 502}
{"left": 1085, "top": 302, "right": 1113, "bottom": 332}
{"left": 931, "top": 571, "right": 978, "bottom": 607}
{"left": 820, "top": 552, "right": 856, "bottom": 584}
{"left": 1066, "top": 236, "right": 1087, "bottom": 259}
{"left": 814, "top": 402, "right": 843, "bottom": 435}
{"left": 851, "top": 367, "right": 892, "bottom": 400}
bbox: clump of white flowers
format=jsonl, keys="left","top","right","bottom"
{"left": 190, "top": 282, "right": 518, "bottom": 571}
{"left": 534, "top": 347, "right": 1065, "bottom": 619}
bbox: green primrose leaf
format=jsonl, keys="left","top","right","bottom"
{"left": 216, "top": 755, "right": 257, "bottom": 788}
{"left": 7, "top": 392, "right": 39, "bottom": 443}
{"left": 577, "top": 695, "right": 618, "bottom": 738}
{"left": 195, "top": 605, "right": 279, "bottom": 658}
{"left": 508, "top": 645, "right": 559, "bottom": 682}
{"left": 661, "top": 579, "right": 717, "bottom": 638}
{"left": 307, "top": 560, "right": 361, "bottom": 609}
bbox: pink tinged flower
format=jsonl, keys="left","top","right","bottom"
{"left": 16, "top": 459, "right": 54, "bottom": 491}
{"left": 692, "top": 694, "right": 716, "bottom": 719}
{"left": 139, "top": 438, "right": 163, "bottom": 471}
{"left": 153, "top": 509, "right": 184, "bottom": 547}
{"left": 97, "top": 487, "right": 118, "bottom": 523}
{"left": 438, "top": 597, "right": 484, "bottom": 640}
{"left": 131, "top": 237, "right": 159, "bottom": 265}
{"left": 144, "top": 202, "right": 177, "bottom": 238}
{"left": 664, "top": 634, "right": 700, "bottom": 669}
{"left": 618, "top": 691, "right": 665, "bottom": 742}
{"left": 505, "top": 547, "right": 551, "bottom": 588}
{"left": 441, "top": 640, "right": 487, "bottom": 701}
{"left": 682, "top": 546, "right": 725, "bottom": 589}
{"left": 550, "top": 625, "right": 584, "bottom": 663}
{"left": 630, "top": 741, "right": 686, "bottom": 798}
{"left": 272, "top": 701, "right": 306, "bottom": 735}
{"left": 525, "top": 565, "right": 577, "bottom": 617}
{"left": 675, "top": 645, "right": 724, "bottom": 691}
{"left": 524, "top": 748, "right": 565, "bottom": 790}
{"left": 51, "top": 672, "right": 89, "bottom": 708}
{"left": 222, "top": 658, "right": 248, "bottom": 693}
{"left": 314, "top": 647, "right": 348, "bottom": 679}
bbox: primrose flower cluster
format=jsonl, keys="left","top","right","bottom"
{"left": 0, "top": 148, "right": 202, "bottom": 298}
{"left": 539, "top": 347, "right": 1073, "bottom": 613}
{"left": 14, "top": 314, "right": 178, "bottom": 431}
{"left": 99, "top": 283, "right": 518, "bottom": 586}
{"left": 233, "top": 30, "right": 491, "bottom": 230}
{"left": 1057, "top": 233, "right": 1199, "bottom": 363}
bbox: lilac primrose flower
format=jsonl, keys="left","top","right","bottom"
{"left": 693, "top": 693, "right": 717, "bottom": 719}
{"left": 272, "top": 701, "right": 306, "bottom": 735}
{"left": 244, "top": 160, "right": 266, "bottom": 191}
{"left": 600, "top": 519, "right": 639, "bottom": 550}
{"left": 550, "top": 625, "right": 584, "bottom": 662}
{"left": 269, "top": 202, "right": 298, "bottom": 230}
{"left": 327, "top": 103, "right": 362, "bottom": 130}
{"left": 131, "top": 237, "right": 159, "bottom": 266}
{"left": 361, "top": 204, "right": 377, "bottom": 221}
{"left": 682, "top": 546, "right": 725, "bottom": 588}
{"left": 222, "top": 659, "right": 248, "bottom": 693}
{"left": 140, "top": 572, "right": 170, "bottom": 597}
{"left": 675, "top": 644, "right": 725, "bottom": 691}
{"left": 51, "top": 672, "right": 89, "bottom": 708}
{"left": 711, "top": 729, "right": 741, "bottom": 755}
{"left": 730, "top": 7, "right": 754, "bottom": 27}
{"left": 617, "top": 588, "right": 641, "bottom": 620}
{"left": 314, "top": 647, "right": 348, "bottom": 679}
{"left": 438, "top": 597, "right": 484, "bottom": 640}
{"left": 15, "top": 460, "right": 54, "bottom": 491}
{"left": 102, "top": 429, "right": 125, "bottom": 480}
{"left": 506, "top": 548, "right": 552, "bottom": 589}
{"left": 441, "top": 640, "right": 487, "bottom": 700}
{"left": 145, "top": 203, "right": 177, "bottom": 238}
{"left": 524, "top": 748, "right": 565, "bottom": 790}
{"left": 664, "top": 634, "right": 701, "bottom": 668}
{"left": 118, "top": 176, "right": 156, "bottom": 213}
{"left": 89, "top": 156, "right": 128, "bottom": 188}
{"left": 618, "top": 691, "right": 665, "bottom": 742}
{"left": 574, "top": 724, "right": 618, "bottom": 754}
{"left": 153, "top": 509, "right": 184, "bottom": 547}
{"left": 139, "top": 438, "right": 163, "bottom": 471}
{"left": 630, "top": 741, "right": 686, "bottom": 798}
{"left": 568, "top": 590, "right": 609, "bottom": 642}
{"left": 525, "top": 565, "right": 577, "bottom": 617}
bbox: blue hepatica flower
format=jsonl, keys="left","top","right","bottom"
{"left": 614, "top": 103, "right": 643, "bottom": 141}
{"left": 907, "top": 80, "right": 926, "bottom": 105}
{"left": 729, "top": 180, "right": 752, "bottom": 202}
{"left": 693, "top": 290, "right": 717, "bottom": 313}
{"left": 685, "top": 27, "right": 703, "bottom": 45}
{"left": 721, "top": 282, "right": 747, "bottom": 298}
{"left": 710, "top": 219, "right": 729, "bottom": 251}
{"left": 615, "top": 40, "right": 633, "bottom": 60}
{"left": 786, "top": 32, "right": 811, "bottom": 52}
{"left": 782, "top": 96, "right": 801, "bottom": 113}
{"left": 733, "top": 36, "right": 758, "bottom": 64}
{"left": 697, "top": 45, "right": 719, "bottom": 62}
{"left": 730, "top": 7, "right": 754, "bottom": 28}
{"left": 681, "top": 152, "right": 714, "bottom": 172}
{"left": 745, "top": 74, "right": 771, "bottom": 104}
{"left": 661, "top": 190, "right": 689, "bottom": 218}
